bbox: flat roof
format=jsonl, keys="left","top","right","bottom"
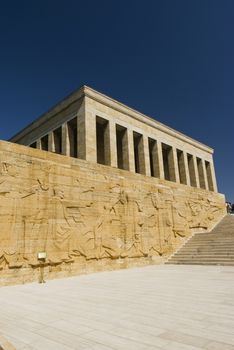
{"left": 9, "top": 85, "right": 213, "bottom": 154}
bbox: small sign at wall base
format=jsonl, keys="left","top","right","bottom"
{"left": 38, "top": 252, "right": 47, "bottom": 260}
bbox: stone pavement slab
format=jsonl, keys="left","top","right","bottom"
{"left": 0, "top": 264, "right": 234, "bottom": 349}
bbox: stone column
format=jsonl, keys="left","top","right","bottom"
{"left": 204, "top": 160, "right": 215, "bottom": 192}
{"left": 196, "top": 158, "right": 206, "bottom": 189}
{"left": 183, "top": 152, "right": 190, "bottom": 186}
{"left": 48, "top": 132, "right": 55, "bottom": 152}
{"left": 109, "top": 120, "right": 118, "bottom": 168}
{"left": 202, "top": 159, "right": 209, "bottom": 190}
{"left": 36, "top": 139, "right": 41, "bottom": 150}
{"left": 209, "top": 160, "right": 218, "bottom": 192}
{"left": 172, "top": 147, "right": 180, "bottom": 183}
{"left": 127, "top": 129, "right": 135, "bottom": 172}
{"left": 157, "top": 141, "right": 165, "bottom": 179}
{"left": 62, "top": 123, "right": 69, "bottom": 156}
{"left": 143, "top": 135, "right": 151, "bottom": 176}
{"left": 193, "top": 155, "right": 200, "bottom": 188}
{"left": 176, "top": 150, "right": 187, "bottom": 185}
{"left": 149, "top": 139, "right": 160, "bottom": 178}
{"left": 78, "top": 98, "right": 96, "bottom": 163}
{"left": 136, "top": 135, "right": 145, "bottom": 175}
{"left": 103, "top": 121, "right": 111, "bottom": 166}
{"left": 122, "top": 128, "right": 129, "bottom": 170}
{"left": 77, "top": 101, "right": 86, "bottom": 160}
{"left": 187, "top": 154, "right": 196, "bottom": 187}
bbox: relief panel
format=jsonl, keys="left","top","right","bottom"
{"left": 0, "top": 142, "right": 226, "bottom": 285}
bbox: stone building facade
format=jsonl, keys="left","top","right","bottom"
{"left": 11, "top": 86, "right": 217, "bottom": 193}
{"left": 0, "top": 86, "right": 225, "bottom": 286}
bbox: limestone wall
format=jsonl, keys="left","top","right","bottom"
{"left": 0, "top": 140, "right": 226, "bottom": 286}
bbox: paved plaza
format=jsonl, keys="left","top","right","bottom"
{"left": 0, "top": 264, "right": 234, "bottom": 350}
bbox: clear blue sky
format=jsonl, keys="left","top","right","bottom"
{"left": 0, "top": 1, "right": 233, "bottom": 201}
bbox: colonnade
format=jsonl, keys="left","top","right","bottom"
{"left": 30, "top": 113, "right": 217, "bottom": 192}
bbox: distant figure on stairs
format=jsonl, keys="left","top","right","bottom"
{"left": 232, "top": 203, "right": 234, "bottom": 214}
{"left": 226, "top": 202, "right": 232, "bottom": 214}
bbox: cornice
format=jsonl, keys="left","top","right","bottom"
{"left": 9, "top": 87, "right": 85, "bottom": 142}
{"left": 9, "top": 85, "right": 213, "bottom": 155}
{"left": 83, "top": 85, "right": 213, "bottom": 154}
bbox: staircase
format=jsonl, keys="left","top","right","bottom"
{"left": 166, "top": 215, "right": 234, "bottom": 265}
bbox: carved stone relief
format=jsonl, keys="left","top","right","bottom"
{"left": 0, "top": 148, "right": 226, "bottom": 284}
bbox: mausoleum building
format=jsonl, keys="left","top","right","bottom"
{"left": 0, "top": 86, "right": 225, "bottom": 286}
{"left": 10, "top": 85, "right": 217, "bottom": 193}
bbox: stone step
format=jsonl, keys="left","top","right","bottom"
{"left": 210, "top": 234, "right": 234, "bottom": 237}
{"left": 194, "top": 231, "right": 234, "bottom": 235}
{"left": 179, "top": 245, "right": 234, "bottom": 248}
{"left": 207, "top": 229, "right": 234, "bottom": 231}
{"left": 191, "top": 235, "right": 234, "bottom": 239}
{"left": 167, "top": 215, "right": 234, "bottom": 266}
{"left": 170, "top": 254, "right": 234, "bottom": 259}
{"left": 195, "top": 232, "right": 234, "bottom": 234}
{"left": 193, "top": 232, "right": 234, "bottom": 236}
{"left": 192, "top": 235, "right": 234, "bottom": 239}
{"left": 172, "top": 249, "right": 234, "bottom": 254}
{"left": 176, "top": 247, "right": 234, "bottom": 254}
{"left": 167, "top": 258, "right": 234, "bottom": 262}
{"left": 213, "top": 224, "right": 234, "bottom": 226}
{"left": 170, "top": 260, "right": 234, "bottom": 263}
{"left": 180, "top": 245, "right": 234, "bottom": 249}
{"left": 193, "top": 235, "right": 234, "bottom": 237}
{"left": 211, "top": 228, "right": 234, "bottom": 230}
{"left": 168, "top": 258, "right": 234, "bottom": 263}
{"left": 187, "top": 242, "right": 234, "bottom": 246}
{"left": 191, "top": 241, "right": 234, "bottom": 243}
{"left": 173, "top": 249, "right": 234, "bottom": 253}
{"left": 209, "top": 234, "right": 234, "bottom": 237}
{"left": 166, "top": 261, "right": 234, "bottom": 266}
{"left": 179, "top": 244, "right": 234, "bottom": 247}
{"left": 212, "top": 226, "right": 234, "bottom": 229}
{"left": 189, "top": 240, "right": 234, "bottom": 242}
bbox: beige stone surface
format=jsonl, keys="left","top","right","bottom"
{"left": 1, "top": 265, "right": 234, "bottom": 350}
{"left": 0, "top": 140, "right": 226, "bottom": 286}
{"left": 0, "top": 335, "right": 16, "bottom": 350}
